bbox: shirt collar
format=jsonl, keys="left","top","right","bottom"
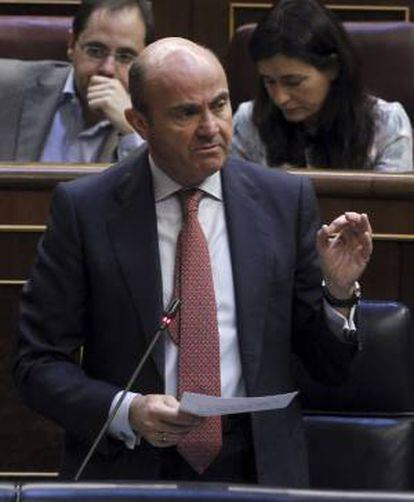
{"left": 149, "top": 155, "right": 223, "bottom": 203}
{"left": 61, "top": 68, "right": 76, "bottom": 102}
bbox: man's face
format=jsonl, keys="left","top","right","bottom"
{"left": 67, "top": 6, "right": 146, "bottom": 106}
{"left": 128, "top": 54, "right": 233, "bottom": 187}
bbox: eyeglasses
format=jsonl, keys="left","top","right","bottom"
{"left": 80, "top": 43, "right": 137, "bottom": 65}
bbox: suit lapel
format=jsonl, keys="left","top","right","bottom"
{"left": 107, "top": 154, "right": 164, "bottom": 375}
{"left": 222, "top": 159, "right": 273, "bottom": 394}
{"left": 97, "top": 130, "right": 118, "bottom": 162}
{"left": 16, "top": 65, "right": 69, "bottom": 161}
{"left": 107, "top": 155, "right": 274, "bottom": 387}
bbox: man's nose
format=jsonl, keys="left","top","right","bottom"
{"left": 197, "top": 110, "right": 219, "bottom": 137}
{"left": 97, "top": 54, "right": 116, "bottom": 77}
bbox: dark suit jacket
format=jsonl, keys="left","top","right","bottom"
{"left": 0, "top": 59, "right": 118, "bottom": 162}
{"left": 15, "top": 148, "right": 355, "bottom": 486}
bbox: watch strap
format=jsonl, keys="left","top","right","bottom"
{"left": 322, "top": 281, "right": 361, "bottom": 308}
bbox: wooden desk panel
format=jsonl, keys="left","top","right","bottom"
{"left": 0, "top": 190, "right": 52, "bottom": 225}
{"left": 0, "top": 231, "right": 42, "bottom": 278}
{"left": 293, "top": 169, "right": 414, "bottom": 304}
{"left": 0, "top": 164, "right": 103, "bottom": 476}
{"left": 0, "top": 284, "right": 61, "bottom": 474}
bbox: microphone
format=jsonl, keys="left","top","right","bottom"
{"left": 74, "top": 298, "right": 180, "bottom": 481}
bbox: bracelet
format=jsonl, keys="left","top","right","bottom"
{"left": 322, "top": 280, "right": 361, "bottom": 308}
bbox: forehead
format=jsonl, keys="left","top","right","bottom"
{"left": 147, "top": 54, "right": 228, "bottom": 107}
{"left": 258, "top": 55, "right": 317, "bottom": 75}
{"left": 79, "top": 7, "right": 146, "bottom": 48}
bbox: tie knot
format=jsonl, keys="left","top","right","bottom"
{"left": 178, "top": 189, "right": 203, "bottom": 216}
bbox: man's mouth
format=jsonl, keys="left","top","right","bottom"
{"left": 194, "top": 144, "right": 222, "bottom": 153}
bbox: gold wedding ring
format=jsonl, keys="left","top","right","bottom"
{"left": 157, "top": 431, "right": 168, "bottom": 443}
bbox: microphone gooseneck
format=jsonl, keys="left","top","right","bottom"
{"left": 74, "top": 298, "right": 180, "bottom": 481}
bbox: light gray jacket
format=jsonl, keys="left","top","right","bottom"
{"left": 0, "top": 59, "right": 118, "bottom": 162}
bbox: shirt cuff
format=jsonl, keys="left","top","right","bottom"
{"left": 117, "top": 132, "right": 146, "bottom": 160}
{"left": 323, "top": 299, "right": 357, "bottom": 341}
{"left": 107, "top": 391, "right": 140, "bottom": 449}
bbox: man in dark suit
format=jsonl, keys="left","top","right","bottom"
{"left": 0, "top": 0, "right": 153, "bottom": 162}
{"left": 15, "top": 38, "right": 372, "bottom": 486}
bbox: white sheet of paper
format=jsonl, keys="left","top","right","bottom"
{"left": 179, "top": 391, "right": 298, "bottom": 417}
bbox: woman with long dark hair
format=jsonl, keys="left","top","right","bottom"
{"left": 231, "top": 0, "right": 413, "bottom": 171}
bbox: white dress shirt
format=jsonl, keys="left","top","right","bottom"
{"left": 108, "top": 157, "right": 355, "bottom": 448}
{"left": 108, "top": 157, "right": 245, "bottom": 447}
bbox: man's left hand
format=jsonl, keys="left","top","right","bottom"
{"left": 87, "top": 75, "right": 135, "bottom": 135}
{"left": 316, "top": 212, "right": 372, "bottom": 298}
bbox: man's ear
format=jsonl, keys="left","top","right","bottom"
{"left": 67, "top": 30, "right": 75, "bottom": 61}
{"left": 125, "top": 108, "right": 149, "bottom": 140}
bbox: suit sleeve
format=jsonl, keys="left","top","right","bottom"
{"left": 14, "top": 183, "right": 121, "bottom": 443}
{"left": 0, "top": 59, "right": 28, "bottom": 160}
{"left": 291, "top": 176, "right": 356, "bottom": 385}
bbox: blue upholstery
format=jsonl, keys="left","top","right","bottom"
{"left": 297, "top": 301, "right": 414, "bottom": 490}
{"left": 298, "top": 300, "right": 414, "bottom": 411}
{"left": 17, "top": 482, "right": 414, "bottom": 501}
{"left": 0, "top": 484, "right": 15, "bottom": 502}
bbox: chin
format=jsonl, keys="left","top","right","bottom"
{"left": 201, "top": 162, "right": 223, "bottom": 175}
{"left": 284, "top": 113, "right": 308, "bottom": 123}
{"left": 195, "top": 152, "right": 226, "bottom": 170}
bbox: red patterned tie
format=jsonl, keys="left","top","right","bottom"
{"left": 169, "top": 188, "right": 222, "bottom": 474}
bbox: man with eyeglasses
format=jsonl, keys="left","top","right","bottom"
{"left": 0, "top": 0, "right": 154, "bottom": 162}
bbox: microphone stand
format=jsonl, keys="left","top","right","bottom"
{"left": 74, "top": 298, "right": 180, "bottom": 481}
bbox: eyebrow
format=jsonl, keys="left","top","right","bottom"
{"left": 115, "top": 47, "right": 138, "bottom": 55}
{"left": 211, "top": 91, "right": 230, "bottom": 105}
{"left": 170, "top": 103, "right": 199, "bottom": 115}
{"left": 261, "top": 71, "right": 302, "bottom": 77}
{"left": 171, "top": 91, "right": 230, "bottom": 111}
{"left": 260, "top": 72, "right": 307, "bottom": 81}
{"left": 82, "top": 41, "right": 138, "bottom": 54}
